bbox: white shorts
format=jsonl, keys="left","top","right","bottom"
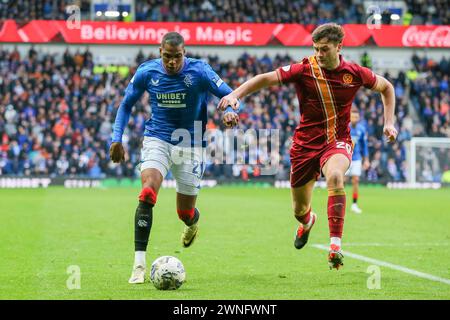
{"left": 139, "top": 137, "right": 205, "bottom": 196}
{"left": 346, "top": 160, "right": 362, "bottom": 177}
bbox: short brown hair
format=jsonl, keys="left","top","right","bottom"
{"left": 311, "top": 23, "right": 344, "bottom": 44}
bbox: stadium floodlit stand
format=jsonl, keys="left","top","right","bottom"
{"left": 0, "top": 0, "right": 448, "bottom": 25}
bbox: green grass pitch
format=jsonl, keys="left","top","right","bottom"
{"left": 0, "top": 186, "right": 449, "bottom": 299}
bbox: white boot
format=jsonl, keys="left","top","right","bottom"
{"left": 351, "top": 203, "right": 362, "bottom": 214}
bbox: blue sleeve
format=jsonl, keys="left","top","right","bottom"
{"left": 361, "top": 128, "right": 369, "bottom": 158}
{"left": 202, "top": 62, "right": 245, "bottom": 113}
{"left": 202, "top": 62, "right": 232, "bottom": 98}
{"left": 112, "top": 68, "right": 147, "bottom": 143}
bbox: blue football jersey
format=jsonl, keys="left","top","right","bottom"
{"left": 350, "top": 123, "right": 369, "bottom": 161}
{"left": 112, "top": 57, "right": 232, "bottom": 146}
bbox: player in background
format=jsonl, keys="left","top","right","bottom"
{"left": 218, "top": 23, "right": 397, "bottom": 270}
{"left": 110, "top": 32, "right": 239, "bottom": 283}
{"left": 346, "top": 106, "right": 370, "bottom": 214}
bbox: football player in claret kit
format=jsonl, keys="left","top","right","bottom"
{"left": 110, "top": 32, "right": 239, "bottom": 283}
{"left": 218, "top": 23, "right": 397, "bottom": 270}
{"left": 346, "top": 106, "right": 370, "bottom": 214}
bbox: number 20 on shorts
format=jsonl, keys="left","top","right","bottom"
{"left": 336, "top": 141, "right": 352, "bottom": 155}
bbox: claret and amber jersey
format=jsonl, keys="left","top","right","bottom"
{"left": 276, "top": 55, "right": 376, "bottom": 150}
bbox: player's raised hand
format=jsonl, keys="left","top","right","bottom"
{"left": 223, "top": 111, "right": 239, "bottom": 128}
{"left": 109, "top": 142, "right": 125, "bottom": 163}
{"left": 217, "top": 94, "right": 240, "bottom": 111}
{"left": 383, "top": 124, "right": 398, "bottom": 143}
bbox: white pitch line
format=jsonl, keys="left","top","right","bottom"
{"left": 322, "top": 242, "right": 450, "bottom": 247}
{"left": 312, "top": 244, "right": 450, "bottom": 286}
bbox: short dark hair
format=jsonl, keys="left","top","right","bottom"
{"left": 161, "top": 32, "right": 185, "bottom": 47}
{"left": 311, "top": 23, "right": 344, "bottom": 44}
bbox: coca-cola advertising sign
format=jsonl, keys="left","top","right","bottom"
{"left": 0, "top": 20, "right": 448, "bottom": 47}
{"left": 402, "top": 26, "right": 450, "bottom": 47}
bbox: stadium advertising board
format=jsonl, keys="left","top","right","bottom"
{"left": 0, "top": 177, "right": 100, "bottom": 188}
{"left": 0, "top": 20, "right": 449, "bottom": 47}
{"left": 0, "top": 177, "right": 444, "bottom": 189}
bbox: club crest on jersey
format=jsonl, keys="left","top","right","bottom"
{"left": 343, "top": 73, "right": 353, "bottom": 84}
{"left": 184, "top": 74, "right": 193, "bottom": 87}
{"left": 151, "top": 78, "right": 160, "bottom": 86}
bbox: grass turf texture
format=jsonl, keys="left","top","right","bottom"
{"left": 0, "top": 186, "right": 449, "bottom": 299}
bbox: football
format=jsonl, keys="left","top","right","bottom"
{"left": 150, "top": 256, "right": 186, "bottom": 290}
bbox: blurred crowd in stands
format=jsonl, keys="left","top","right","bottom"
{"left": 0, "top": 47, "right": 449, "bottom": 183}
{"left": 408, "top": 53, "right": 450, "bottom": 182}
{"left": 1, "top": 0, "right": 448, "bottom": 25}
{"left": 410, "top": 53, "right": 450, "bottom": 138}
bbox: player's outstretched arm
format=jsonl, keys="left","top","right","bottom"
{"left": 201, "top": 62, "right": 240, "bottom": 128}
{"left": 110, "top": 69, "right": 146, "bottom": 163}
{"left": 371, "top": 75, "right": 398, "bottom": 143}
{"left": 217, "top": 71, "right": 280, "bottom": 111}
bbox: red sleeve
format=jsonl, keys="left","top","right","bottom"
{"left": 276, "top": 63, "right": 305, "bottom": 84}
{"left": 358, "top": 65, "right": 377, "bottom": 89}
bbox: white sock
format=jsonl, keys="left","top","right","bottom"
{"left": 134, "top": 251, "right": 146, "bottom": 267}
{"left": 330, "top": 237, "right": 341, "bottom": 248}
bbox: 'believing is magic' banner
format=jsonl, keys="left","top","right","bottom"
{"left": 0, "top": 20, "right": 449, "bottom": 47}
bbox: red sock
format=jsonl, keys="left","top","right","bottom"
{"left": 295, "top": 207, "right": 311, "bottom": 225}
{"left": 328, "top": 188, "right": 346, "bottom": 238}
{"left": 353, "top": 192, "right": 358, "bottom": 203}
{"left": 177, "top": 208, "right": 195, "bottom": 223}
{"left": 138, "top": 187, "right": 157, "bottom": 205}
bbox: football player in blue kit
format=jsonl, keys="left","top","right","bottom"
{"left": 109, "top": 32, "right": 239, "bottom": 283}
{"left": 346, "top": 106, "right": 370, "bottom": 214}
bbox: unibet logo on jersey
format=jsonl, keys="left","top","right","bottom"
{"left": 156, "top": 92, "right": 188, "bottom": 108}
